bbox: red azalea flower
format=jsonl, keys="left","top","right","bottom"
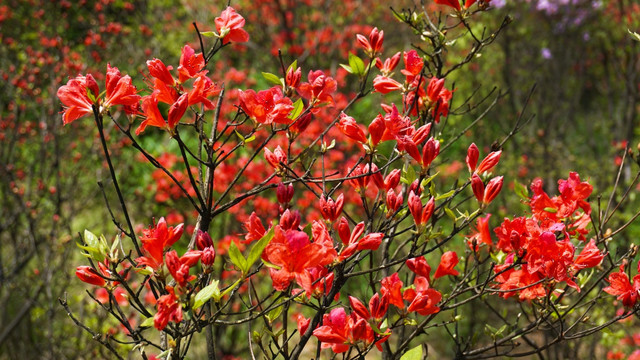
{"left": 434, "top": 251, "right": 459, "bottom": 279}
{"left": 573, "top": 239, "right": 605, "bottom": 270}
{"left": 297, "top": 70, "right": 337, "bottom": 107}
{"left": 407, "top": 256, "right": 432, "bottom": 281}
{"left": 103, "top": 64, "right": 141, "bottom": 110}
{"left": 147, "top": 58, "right": 175, "bottom": 86}
{"left": 435, "top": 0, "right": 462, "bottom": 11}
{"left": 215, "top": 7, "right": 249, "bottom": 45}
{"left": 177, "top": 45, "right": 205, "bottom": 83}
{"left": 381, "top": 273, "right": 404, "bottom": 309}
{"left": 57, "top": 75, "right": 97, "bottom": 124}
{"left": 154, "top": 287, "right": 182, "bottom": 330}
{"left": 262, "top": 226, "right": 334, "bottom": 291}
{"left": 239, "top": 87, "right": 294, "bottom": 125}
{"left": 604, "top": 265, "right": 640, "bottom": 308}
{"left": 338, "top": 113, "right": 368, "bottom": 144}
{"left": 467, "top": 214, "right": 493, "bottom": 251}
{"left": 135, "top": 217, "right": 184, "bottom": 270}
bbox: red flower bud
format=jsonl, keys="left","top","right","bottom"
{"left": 397, "top": 136, "right": 421, "bottom": 164}
{"left": 385, "top": 189, "right": 403, "bottom": 216}
{"left": 483, "top": 176, "right": 503, "bottom": 205}
{"left": 476, "top": 150, "right": 502, "bottom": 175}
{"left": 279, "top": 209, "right": 301, "bottom": 230}
{"left": 412, "top": 124, "right": 432, "bottom": 145}
{"left": 466, "top": 143, "right": 479, "bottom": 173}
{"left": 338, "top": 113, "right": 368, "bottom": 144}
{"left": 409, "top": 179, "right": 421, "bottom": 196}
{"left": 421, "top": 138, "right": 440, "bottom": 169}
{"left": 384, "top": 169, "right": 401, "bottom": 190}
{"left": 471, "top": 173, "right": 485, "bottom": 203}
{"left": 373, "top": 75, "right": 403, "bottom": 94}
{"left": 408, "top": 191, "right": 424, "bottom": 226}
{"left": 357, "top": 233, "right": 383, "bottom": 251}
{"left": 201, "top": 246, "right": 216, "bottom": 266}
{"left": 286, "top": 66, "right": 301, "bottom": 89}
{"left": 76, "top": 266, "right": 106, "bottom": 287}
{"left": 368, "top": 115, "right": 385, "bottom": 147}
{"left": 167, "top": 93, "right": 189, "bottom": 130}
{"left": 291, "top": 112, "right": 311, "bottom": 134}
{"left": 264, "top": 146, "right": 287, "bottom": 170}
{"left": 195, "top": 230, "right": 213, "bottom": 251}
{"left": 336, "top": 216, "right": 351, "bottom": 245}
{"left": 319, "top": 194, "right": 344, "bottom": 222}
{"left": 276, "top": 183, "right": 294, "bottom": 204}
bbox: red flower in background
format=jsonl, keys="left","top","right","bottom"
{"left": 215, "top": 7, "right": 249, "bottom": 45}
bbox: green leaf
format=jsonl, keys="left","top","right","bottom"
{"left": 193, "top": 280, "right": 221, "bottom": 309}
{"left": 200, "top": 31, "right": 217, "bottom": 38}
{"left": 220, "top": 278, "right": 242, "bottom": 298}
{"left": 513, "top": 181, "right": 529, "bottom": 200}
{"left": 266, "top": 304, "right": 283, "bottom": 323}
{"left": 228, "top": 242, "right": 248, "bottom": 273}
{"left": 340, "top": 64, "right": 353, "bottom": 74}
{"left": 400, "top": 345, "right": 423, "bottom": 360}
{"left": 246, "top": 223, "right": 276, "bottom": 270}
{"left": 84, "top": 229, "right": 100, "bottom": 249}
{"left": 289, "top": 98, "right": 304, "bottom": 120}
{"left": 444, "top": 207, "right": 457, "bottom": 221}
{"left": 348, "top": 53, "right": 365, "bottom": 76}
{"left": 543, "top": 207, "right": 557, "bottom": 213}
{"left": 140, "top": 316, "right": 155, "bottom": 328}
{"left": 262, "top": 72, "right": 283, "bottom": 86}
{"left": 629, "top": 29, "right": 640, "bottom": 42}
{"left": 435, "top": 189, "right": 456, "bottom": 201}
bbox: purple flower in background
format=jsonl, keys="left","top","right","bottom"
{"left": 541, "top": 48, "right": 552, "bottom": 59}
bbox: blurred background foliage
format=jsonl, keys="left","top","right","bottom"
{"left": 2, "top": 0, "right": 640, "bottom": 358}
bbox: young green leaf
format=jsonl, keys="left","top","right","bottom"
{"left": 262, "top": 72, "right": 283, "bottom": 86}
{"left": 400, "top": 345, "right": 423, "bottom": 360}
{"left": 246, "top": 222, "right": 276, "bottom": 270}
{"left": 228, "top": 242, "right": 248, "bottom": 273}
{"left": 192, "top": 280, "right": 221, "bottom": 309}
{"left": 348, "top": 53, "right": 365, "bottom": 76}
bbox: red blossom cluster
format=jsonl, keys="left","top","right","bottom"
{"left": 490, "top": 173, "right": 604, "bottom": 301}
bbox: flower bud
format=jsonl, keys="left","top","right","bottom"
{"left": 276, "top": 183, "right": 294, "bottom": 204}
{"left": 466, "top": 143, "right": 479, "bottom": 173}
{"left": 201, "top": 246, "right": 216, "bottom": 266}
{"left": 476, "top": 150, "right": 502, "bottom": 175}
{"left": 76, "top": 266, "right": 106, "bottom": 287}
{"left": 196, "top": 230, "right": 214, "bottom": 251}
